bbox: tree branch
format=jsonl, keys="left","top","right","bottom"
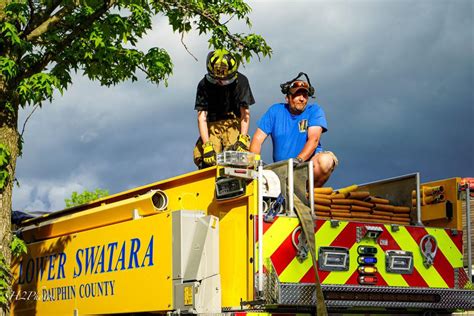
{"left": 23, "top": 0, "right": 62, "bottom": 38}
{"left": 25, "top": 5, "right": 73, "bottom": 42}
{"left": 154, "top": 0, "right": 245, "bottom": 48}
{"left": 16, "top": 1, "right": 113, "bottom": 83}
{"left": 180, "top": 32, "right": 198, "bottom": 61}
{"left": 20, "top": 103, "right": 39, "bottom": 138}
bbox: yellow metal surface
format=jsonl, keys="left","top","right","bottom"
{"left": 14, "top": 166, "right": 260, "bottom": 312}
{"left": 183, "top": 286, "right": 193, "bottom": 306}
{"left": 11, "top": 213, "right": 172, "bottom": 316}
{"left": 213, "top": 180, "right": 256, "bottom": 308}
{"left": 21, "top": 191, "right": 161, "bottom": 242}
{"left": 20, "top": 167, "right": 218, "bottom": 242}
{"left": 421, "top": 178, "right": 462, "bottom": 230}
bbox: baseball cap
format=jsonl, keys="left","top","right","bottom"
{"left": 288, "top": 80, "right": 309, "bottom": 95}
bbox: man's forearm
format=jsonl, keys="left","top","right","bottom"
{"left": 240, "top": 107, "right": 250, "bottom": 135}
{"left": 249, "top": 128, "right": 267, "bottom": 154}
{"left": 298, "top": 126, "right": 323, "bottom": 160}
{"left": 197, "top": 111, "right": 209, "bottom": 143}
{"left": 298, "top": 137, "right": 320, "bottom": 161}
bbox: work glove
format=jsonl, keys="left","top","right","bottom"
{"left": 234, "top": 134, "right": 251, "bottom": 152}
{"left": 202, "top": 141, "right": 217, "bottom": 166}
{"left": 293, "top": 156, "right": 304, "bottom": 167}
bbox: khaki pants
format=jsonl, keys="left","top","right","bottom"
{"left": 193, "top": 118, "right": 241, "bottom": 168}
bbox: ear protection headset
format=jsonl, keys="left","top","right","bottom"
{"left": 280, "top": 72, "right": 315, "bottom": 97}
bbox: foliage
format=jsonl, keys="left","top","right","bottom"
{"left": 0, "top": 144, "right": 11, "bottom": 192}
{"left": 65, "top": 188, "right": 109, "bottom": 207}
{"left": 0, "top": 0, "right": 272, "bottom": 109}
{"left": 0, "top": 235, "right": 27, "bottom": 307}
{"left": 10, "top": 235, "right": 27, "bottom": 257}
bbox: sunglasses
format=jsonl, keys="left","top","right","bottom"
{"left": 289, "top": 81, "right": 309, "bottom": 90}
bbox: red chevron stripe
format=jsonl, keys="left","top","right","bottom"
{"left": 299, "top": 220, "right": 327, "bottom": 284}
{"left": 300, "top": 265, "right": 316, "bottom": 283}
{"left": 406, "top": 268, "right": 429, "bottom": 287}
{"left": 406, "top": 226, "right": 454, "bottom": 288}
{"left": 375, "top": 271, "right": 388, "bottom": 286}
{"left": 329, "top": 222, "right": 358, "bottom": 248}
{"left": 261, "top": 218, "right": 328, "bottom": 280}
{"left": 315, "top": 219, "right": 325, "bottom": 232}
{"left": 263, "top": 216, "right": 274, "bottom": 235}
{"left": 328, "top": 222, "right": 358, "bottom": 285}
{"left": 447, "top": 228, "right": 464, "bottom": 253}
{"left": 346, "top": 269, "right": 359, "bottom": 285}
{"left": 270, "top": 230, "right": 297, "bottom": 275}
{"left": 431, "top": 245, "right": 454, "bottom": 287}
{"left": 377, "top": 227, "right": 401, "bottom": 253}
{"left": 376, "top": 227, "right": 428, "bottom": 287}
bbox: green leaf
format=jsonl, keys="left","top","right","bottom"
{"left": 0, "top": 171, "right": 9, "bottom": 190}
{"left": 11, "top": 236, "right": 27, "bottom": 257}
{"left": 65, "top": 188, "right": 109, "bottom": 208}
{"left": 1, "top": 22, "right": 22, "bottom": 45}
{"left": 0, "top": 145, "right": 11, "bottom": 169}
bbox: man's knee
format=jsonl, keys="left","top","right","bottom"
{"left": 314, "top": 152, "right": 337, "bottom": 175}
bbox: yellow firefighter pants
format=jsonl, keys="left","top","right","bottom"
{"left": 193, "top": 118, "right": 241, "bottom": 168}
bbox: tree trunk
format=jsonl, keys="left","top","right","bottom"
{"left": 0, "top": 79, "right": 19, "bottom": 316}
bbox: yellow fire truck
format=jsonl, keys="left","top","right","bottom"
{"left": 10, "top": 152, "right": 474, "bottom": 315}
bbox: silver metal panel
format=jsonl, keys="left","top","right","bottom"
{"left": 174, "top": 281, "right": 198, "bottom": 313}
{"left": 172, "top": 211, "right": 219, "bottom": 281}
{"left": 274, "top": 283, "right": 474, "bottom": 310}
{"left": 264, "top": 260, "right": 474, "bottom": 310}
{"left": 171, "top": 211, "right": 221, "bottom": 313}
{"left": 294, "top": 162, "right": 312, "bottom": 212}
{"left": 173, "top": 277, "right": 221, "bottom": 314}
{"left": 358, "top": 173, "right": 419, "bottom": 225}
{"left": 288, "top": 159, "right": 294, "bottom": 216}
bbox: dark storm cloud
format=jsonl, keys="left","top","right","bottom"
{"left": 13, "top": 0, "right": 473, "bottom": 211}
{"left": 245, "top": 0, "right": 473, "bottom": 187}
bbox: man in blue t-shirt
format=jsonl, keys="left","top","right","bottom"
{"left": 250, "top": 73, "right": 338, "bottom": 187}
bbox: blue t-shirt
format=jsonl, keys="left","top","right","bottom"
{"left": 257, "top": 103, "right": 328, "bottom": 162}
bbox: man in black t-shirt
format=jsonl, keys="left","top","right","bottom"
{"left": 193, "top": 49, "right": 255, "bottom": 168}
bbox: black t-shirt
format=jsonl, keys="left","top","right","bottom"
{"left": 194, "top": 72, "right": 255, "bottom": 121}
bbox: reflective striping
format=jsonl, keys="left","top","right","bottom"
{"left": 322, "top": 243, "right": 359, "bottom": 285}
{"left": 373, "top": 243, "right": 409, "bottom": 287}
{"left": 263, "top": 217, "right": 299, "bottom": 259}
{"left": 322, "top": 222, "right": 357, "bottom": 285}
{"left": 279, "top": 255, "right": 312, "bottom": 282}
{"left": 278, "top": 221, "right": 348, "bottom": 282}
{"left": 387, "top": 226, "right": 448, "bottom": 288}
{"left": 377, "top": 225, "right": 429, "bottom": 287}
{"left": 271, "top": 233, "right": 299, "bottom": 275}
{"left": 278, "top": 220, "right": 347, "bottom": 282}
{"left": 260, "top": 218, "right": 461, "bottom": 288}
{"left": 316, "top": 220, "right": 349, "bottom": 251}
{"left": 425, "top": 227, "right": 463, "bottom": 268}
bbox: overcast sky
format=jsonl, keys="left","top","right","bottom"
{"left": 13, "top": 0, "right": 473, "bottom": 213}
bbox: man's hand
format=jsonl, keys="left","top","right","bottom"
{"left": 203, "top": 141, "right": 217, "bottom": 166}
{"left": 293, "top": 156, "right": 304, "bottom": 167}
{"left": 234, "top": 134, "right": 251, "bottom": 152}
